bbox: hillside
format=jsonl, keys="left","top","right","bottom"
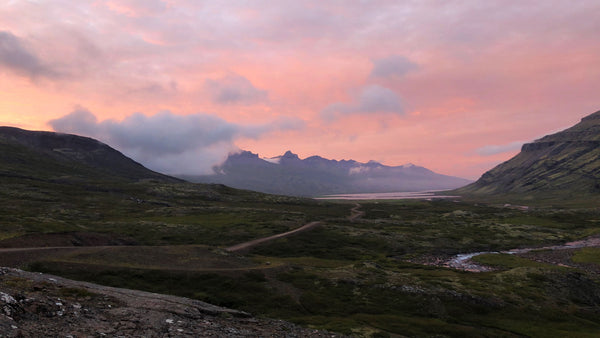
{"left": 183, "top": 150, "right": 471, "bottom": 196}
{"left": 0, "top": 127, "right": 180, "bottom": 183}
{"left": 456, "top": 110, "right": 600, "bottom": 202}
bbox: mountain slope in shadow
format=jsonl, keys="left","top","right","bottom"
{"left": 0, "top": 126, "right": 180, "bottom": 183}
{"left": 455, "top": 110, "right": 600, "bottom": 203}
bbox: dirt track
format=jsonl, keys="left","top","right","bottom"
{"left": 225, "top": 221, "right": 322, "bottom": 253}
{"left": 348, "top": 203, "right": 364, "bottom": 221}
{"left": 226, "top": 203, "right": 364, "bottom": 253}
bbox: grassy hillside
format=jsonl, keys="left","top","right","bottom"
{"left": 455, "top": 111, "right": 600, "bottom": 204}
{"left": 0, "top": 127, "right": 181, "bottom": 182}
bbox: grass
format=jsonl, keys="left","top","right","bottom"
{"left": 4, "top": 165, "right": 600, "bottom": 336}
{"left": 472, "top": 253, "right": 558, "bottom": 269}
{"left": 572, "top": 247, "right": 600, "bottom": 264}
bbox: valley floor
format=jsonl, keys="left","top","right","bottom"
{"left": 2, "top": 178, "right": 600, "bottom": 337}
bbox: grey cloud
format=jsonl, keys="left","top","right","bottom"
{"left": 476, "top": 141, "right": 524, "bottom": 156}
{"left": 0, "top": 31, "right": 59, "bottom": 79}
{"left": 204, "top": 74, "right": 268, "bottom": 104}
{"left": 49, "top": 108, "right": 99, "bottom": 137}
{"left": 370, "top": 55, "right": 418, "bottom": 79}
{"left": 321, "top": 85, "right": 404, "bottom": 120}
{"left": 48, "top": 109, "right": 303, "bottom": 175}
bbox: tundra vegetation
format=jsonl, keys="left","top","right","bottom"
{"left": 2, "top": 178, "right": 600, "bottom": 337}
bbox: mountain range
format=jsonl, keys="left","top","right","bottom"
{"left": 4, "top": 107, "right": 599, "bottom": 203}
{"left": 182, "top": 150, "right": 472, "bottom": 197}
{"left": 456, "top": 110, "right": 600, "bottom": 203}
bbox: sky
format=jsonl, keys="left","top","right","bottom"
{"left": 1, "top": 0, "right": 599, "bottom": 179}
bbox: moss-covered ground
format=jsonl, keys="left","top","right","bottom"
{"left": 2, "top": 176, "right": 600, "bottom": 336}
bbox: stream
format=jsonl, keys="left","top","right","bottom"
{"left": 444, "top": 237, "right": 600, "bottom": 272}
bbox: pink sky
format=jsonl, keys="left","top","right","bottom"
{"left": 1, "top": 1, "right": 599, "bottom": 179}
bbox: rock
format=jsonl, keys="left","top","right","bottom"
{"left": 0, "top": 267, "right": 345, "bottom": 337}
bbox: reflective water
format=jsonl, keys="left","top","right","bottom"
{"left": 315, "top": 190, "right": 460, "bottom": 200}
{"left": 445, "top": 237, "right": 600, "bottom": 272}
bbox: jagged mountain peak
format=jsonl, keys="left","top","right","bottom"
{"left": 281, "top": 150, "right": 300, "bottom": 159}
{"left": 367, "top": 160, "right": 383, "bottom": 166}
{"left": 232, "top": 150, "right": 259, "bottom": 159}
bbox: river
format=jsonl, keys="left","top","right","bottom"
{"left": 444, "top": 237, "right": 600, "bottom": 272}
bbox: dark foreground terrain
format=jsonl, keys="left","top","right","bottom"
{"left": 3, "top": 195, "right": 600, "bottom": 337}
{"left": 0, "top": 267, "right": 340, "bottom": 337}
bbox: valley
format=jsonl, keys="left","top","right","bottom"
{"left": 2, "top": 190, "right": 600, "bottom": 336}
{"left": 1, "top": 113, "right": 600, "bottom": 337}
{"left": 3, "top": 1, "right": 599, "bottom": 336}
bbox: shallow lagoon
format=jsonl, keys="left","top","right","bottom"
{"left": 315, "top": 190, "right": 460, "bottom": 200}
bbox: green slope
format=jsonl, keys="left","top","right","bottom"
{"left": 456, "top": 110, "right": 600, "bottom": 203}
{"left": 0, "top": 126, "right": 180, "bottom": 183}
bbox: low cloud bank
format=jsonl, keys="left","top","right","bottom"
{"left": 49, "top": 108, "right": 303, "bottom": 175}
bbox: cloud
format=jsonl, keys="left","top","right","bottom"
{"left": 321, "top": 85, "right": 404, "bottom": 120}
{"left": 204, "top": 74, "right": 268, "bottom": 104}
{"left": 48, "top": 108, "right": 303, "bottom": 175}
{"left": 241, "top": 115, "right": 306, "bottom": 138}
{"left": 0, "top": 31, "right": 58, "bottom": 79}
{"left": 475, "top": 141, "right": 524, "bottom": 156}
{"left": 105, "top": 0, "right": 167, "bottom": 17}
{"left": 370, "top": 55, "right": 418, "bottom": 79}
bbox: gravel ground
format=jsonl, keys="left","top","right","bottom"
{"left": 0, "top": 267, "right": 344, "bottom": 337}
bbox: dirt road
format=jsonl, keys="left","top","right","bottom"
{"left": 348, "top": 203, "right": 364, "bottom": 221}
{"left": 225, "top": 221, "right": 322, "bottom": 253}
{"left": 226, "top": 203, "right": 364, "bottom": 253}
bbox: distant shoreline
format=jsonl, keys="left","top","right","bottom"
{"left": 314, "top": 190, "right": 460, "bottom": 200}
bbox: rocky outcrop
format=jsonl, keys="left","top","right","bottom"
{"left": 0, "top": 267, "right": 341, "bottom": 337}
